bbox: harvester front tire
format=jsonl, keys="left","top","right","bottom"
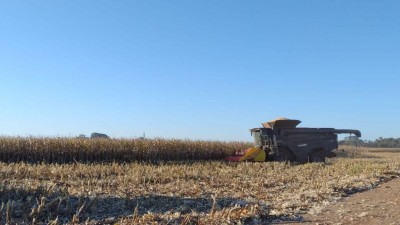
{"left": 310, "top": 150, "right": 326, "bottom": 163}
{"left": 275, "top": 148, "right": 294, "bottom": 163}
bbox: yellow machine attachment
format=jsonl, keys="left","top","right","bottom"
{"left": 239, "top": 147, "right": 266, "bottom": 162}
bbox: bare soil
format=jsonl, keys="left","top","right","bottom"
{"left": 289, "top": 177, "right": 400, "bottom": 225}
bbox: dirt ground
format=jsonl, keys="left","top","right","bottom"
{"left": 287, "top": 177, "right": 400, "bottom": 225}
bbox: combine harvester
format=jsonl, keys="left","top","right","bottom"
{"left": 225, "top": 118, "right": 361, "bottom": 163}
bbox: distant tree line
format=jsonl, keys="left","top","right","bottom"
{"left": 340, "top": 136, "right": 400, "bottom": 148}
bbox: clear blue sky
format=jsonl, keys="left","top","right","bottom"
{"left": 1, "top": 1, "right": 399, "bottom": 141}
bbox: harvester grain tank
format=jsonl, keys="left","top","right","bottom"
{"left": 225, "top": 118, "right": 361, "bottom": 163}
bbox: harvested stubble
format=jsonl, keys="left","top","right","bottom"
{"left": 0, "top": 147, "right": 400, "bottom": 224}
{"left": 0, "top": 137, "right": 251, "bottom": 163}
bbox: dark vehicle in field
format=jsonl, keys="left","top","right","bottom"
{"left": 225, "top": 118, "right": 361, "bottom": 163}
{"left": 90, "top": 132, "right": 110, "bottom": 139}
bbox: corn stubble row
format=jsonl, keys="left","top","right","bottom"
{"left": 0, "top": 137, "right": 251, "bottom": 163}
{"left": 0, "top": 148, "right": 400, "bottom": 224}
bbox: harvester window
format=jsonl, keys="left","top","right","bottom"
{"left": 251, "top": 131, "right": 262, "bottom": 146}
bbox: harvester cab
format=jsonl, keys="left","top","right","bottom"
{"left": 225, "top": 118, "right": 361, "bottom": 163}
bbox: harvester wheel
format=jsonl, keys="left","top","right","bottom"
{"left": 275, "top": 148, "right": 294, "bottom": 163}
{"left": 310, "top": 150, "right": 326, "bottom": 163}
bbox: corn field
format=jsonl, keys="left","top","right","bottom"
{"left": 0, "top": 137, "right": 252, "bottom": 163}
{"left": 0, "top": 141, "right": 400, "bottom": 224}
